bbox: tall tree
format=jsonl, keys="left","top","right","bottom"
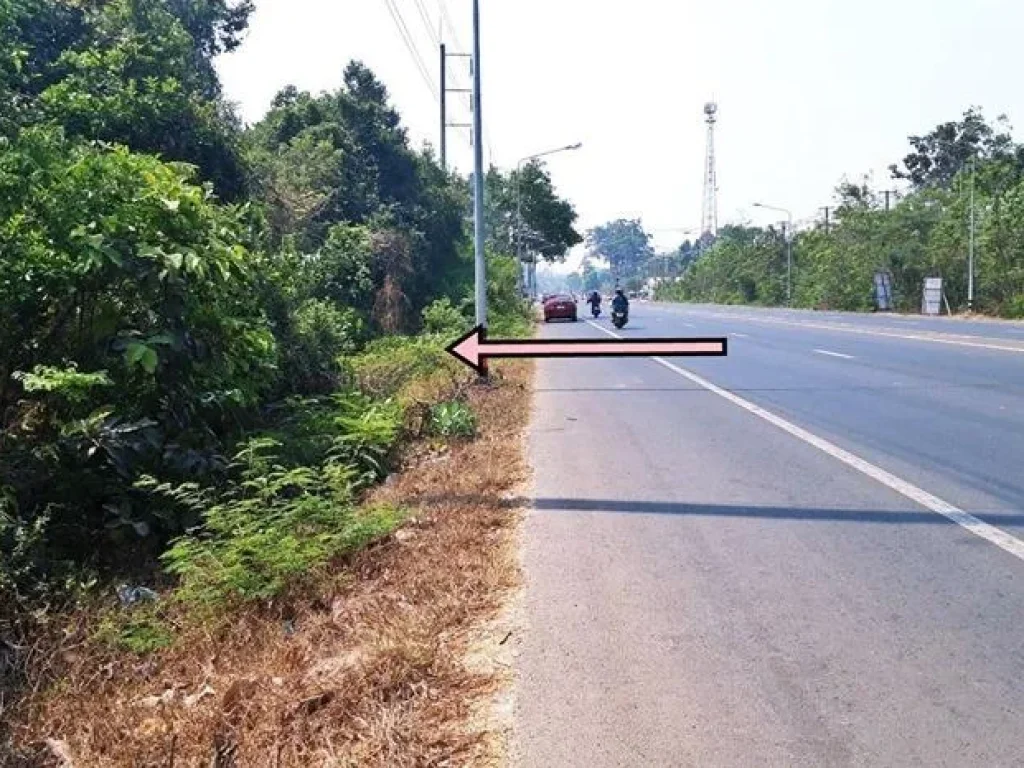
{"left": 890, "top": 108, "right": 1023, "bottom": 189}
{"left": 586, "top": 218, "right": 654, "bottom": 279}
{"left": 247, "top": 63, "right": 467, "bottom": 325}
{"left": 485, "top": 161, "right": 582, "bottom": 262}
{"left": 8, "top": 0, "right": 250, "bottom": 198}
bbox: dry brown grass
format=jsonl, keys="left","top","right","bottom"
{"left": 5, "top": 361, "right": 532, "bottom": 768}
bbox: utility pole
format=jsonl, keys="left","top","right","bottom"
{"left": 968, "top": 161, "right": 975, "bottom": 311}
{"left": 784, "top": 222, "right": 793, "bottom": 305}
{"left": 439, "top": 43, "right": 446, "bottom": 170}
{"left": 821, "top": 206, "right": 831, "bottom": 234}
{"left": 882, "top": 189, "right": 897, "bottom": 212}
{"left": 471, "top": 0, "right": 486, "bottom": 334}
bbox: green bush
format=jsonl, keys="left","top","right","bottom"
{"left": 95, "top": 611, "right": 174, "bottom": 655}
{"left": 429, "top": 400, "right": 476, "bottom": 437}
{"left": 327, "top": 392, "right": 404, "bottom": 488}
{"left": 346, "top": 335, "right": 458, "bottom": 398}
{"left": 422, "top": 297, "right": 466, "bottom": 334}
{"left": 161, "top": 438, "right": 404, "bottom": 608}
{"left": 281, "top": 298, "right": 364, "bottom": 394}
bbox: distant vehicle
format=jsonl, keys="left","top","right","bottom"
{"left": 543, "top": 293, "right": 578, "bottom": 323}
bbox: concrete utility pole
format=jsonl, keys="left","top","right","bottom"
{"left": 439, "top": 43, "right": 446, "bottom": 170}
{"left": 968, "top": 161, "right": 976, "bottom": 311}
{"left": 754, "top": 202, "right": 793, "bottom": 305}
{"left": 821, "top": 206, "right": 831, "bottom": 234}
{"left": 471, "top": 0, "right": 486, "bottom": 330}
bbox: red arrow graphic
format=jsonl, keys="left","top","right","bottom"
{"left": 445, "top": 325, "right": 728, "bottom": 374}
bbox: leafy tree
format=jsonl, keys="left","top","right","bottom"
{"left": 37, "top": 0, "right": 247, "bottom": 198}
{"left": 890, "top": 108, "right": 1024, "bottom": 189}
{"left": 165, "top": 0, "right": 253, "bottom": 95}
{"left": 486, "top": 162, "right": 583, "bottom": 262}
{"left": 586, "top": 218, "right": 654, "bottom": 280}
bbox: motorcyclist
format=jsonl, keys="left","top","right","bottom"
{"left": 612, "top": 288, "right": 629, "bottom": 314}
{"left": 587, "top": 290, "right": 601, "bottom": 311}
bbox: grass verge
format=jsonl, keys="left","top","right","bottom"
{"left": 4, "top": 358, "right": 532, "bottom": 766}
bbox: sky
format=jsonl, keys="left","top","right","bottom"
{"left": 217, "top": 0, "right": 1024, "bottom": 270}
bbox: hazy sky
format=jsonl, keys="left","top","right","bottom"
{"left": 218, "top": 0, "right": 1024, "bottom": 263}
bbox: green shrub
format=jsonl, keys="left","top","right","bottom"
{"left": 13, "top": 365, "right": 112, "bottom": 405}
{"left": 429, "top": 400, "right": 476, "bottom": 437}
{"left": 281, "top": 298, "right": 364, "bottom": 393}
{"left": 161, "top": 438, "right": 405, "bottom": 608}
{"left": 346, "top": 335, "right": 458, "bottom": 398}
{"left": 422, "top": 297, "right": 466, "bottom": 335}
{"left": 95, "top": 611, "right": 174, "bottom": 655}
{"left": 327, "top": 392, "right": 404, "bottom": 488}
{"left": 489, "top": 308, "right": 534, "bottom": 338}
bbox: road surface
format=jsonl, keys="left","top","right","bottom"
{"left": 514, "top": 302, "right": 1024, "bottom": 767}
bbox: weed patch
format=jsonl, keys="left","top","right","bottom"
{"left": 429, "top": 400, "right": 477, "bottom": 438}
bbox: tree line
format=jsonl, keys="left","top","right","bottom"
{"left": 0, "top": 0, "right": 580, "bottom": 622}
{"left": 657, "top": 109, "right": 1024, "bottom": 316}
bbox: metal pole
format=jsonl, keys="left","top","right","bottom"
{"left": 968, "top": 161, "right": 975, "bottom": 311}
{"left": 787, "top": 213, "right": 793, "bottom": 305}
{"left": 471, "top": 0, "right": 486, "bottom": 332}
{"left": 515, "top": 159, "right": 524, "bottom": 297}
{"left": 439, "top": 43, "right": 447, "bottom": 171}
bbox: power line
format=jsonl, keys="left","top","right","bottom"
{"left": 383, "top": 0, "right": 438, "bottom": 101}
{"left": 435, "top": 0, "right": 464, "bottom": 49}
{"left": 412, "top": 0, "right": 440, "bottom": 46}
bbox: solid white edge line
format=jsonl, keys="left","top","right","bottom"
{"left": 814, "top": 349, "right": 854, "bottom": 359}
{"left": 584, "top": 319, "right": 1024, "bottom": 562}
{"left": 687, "top": 311, "right": 1024, "bottom": 353}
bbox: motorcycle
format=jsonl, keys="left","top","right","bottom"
{"left": 591, "top": 305, "right": 601, "bottom": 318}
{"left": 611, "top": 308, "right": 629, "bottom": 329}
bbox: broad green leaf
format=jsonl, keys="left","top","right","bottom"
{"left": 140, "top": 347, "right": 159, "bottom": 375}
{"left": 125, "top": 342, "right": 147, "bottom": 366}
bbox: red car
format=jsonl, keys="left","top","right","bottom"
{"left": 543, "top": 293, "right": 578, "bottom": 322}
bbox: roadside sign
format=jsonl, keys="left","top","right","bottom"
{"left": 922, "top": 277, "right": 942, "bottom": 315}
{"left": 873, "top": 271, "right": 893, "bottom": 311}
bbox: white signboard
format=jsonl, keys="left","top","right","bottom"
{"left": 922, "top": 277, "right": 943, "bottom": 315}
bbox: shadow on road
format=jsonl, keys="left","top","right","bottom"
{"left": 411, "top": 494, "right": 1024, "bottom": 526}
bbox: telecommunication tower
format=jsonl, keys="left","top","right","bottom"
{"left": 701, "top": 102, "right": 719, "bottom": 238}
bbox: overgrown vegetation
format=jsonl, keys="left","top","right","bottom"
{"left": 430, "top": 400, "right": 477, "bottom": 438}
{"left": 0, "top": 0, "right": 570, "bottom": 746}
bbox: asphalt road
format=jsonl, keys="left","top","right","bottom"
{"left": 514, "top": 302, "right": 1024, "bottom": 767}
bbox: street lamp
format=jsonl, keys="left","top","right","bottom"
{"left": 515, "top": 142, "right": 582, "bottom": 298}
{"left": 753, "top": 202, "right": 794, "bottom": 305}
